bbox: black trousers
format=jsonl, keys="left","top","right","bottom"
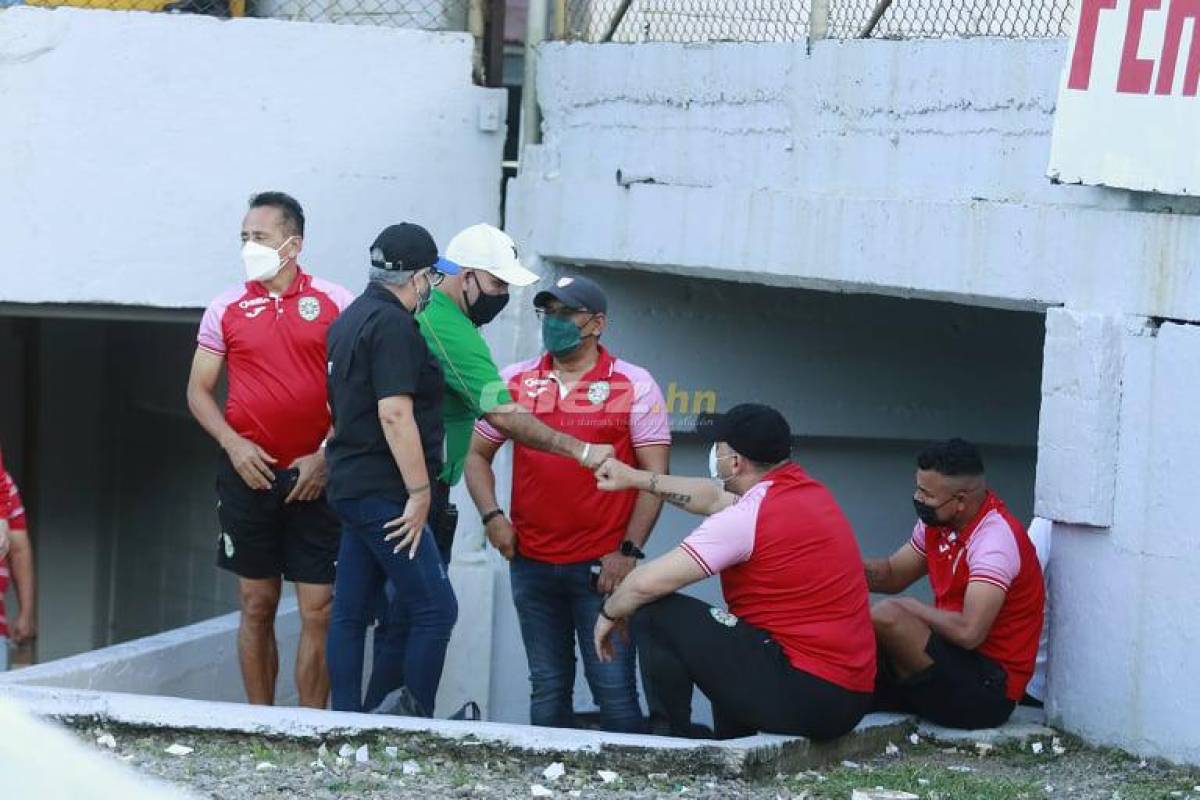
{"left": 632, "top": 593, "right": 873, "bottom": 740}
{"left": 875, "top": 633, "right": 1015, "bottom": 730}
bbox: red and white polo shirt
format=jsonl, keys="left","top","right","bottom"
{"left": 198, "top": 268, "right": 353, "bottom": 469}
{"left": 679, "top": 462, "right": 877, "bottom": 693}
{"left": 475, "top": 346, "right": 670, "bottom": 564}
{"left": 910, "top": 491, "right": 1045, "bottom": 701}
{"left": 1, "top": 468, "right": 27, "bottom": 639}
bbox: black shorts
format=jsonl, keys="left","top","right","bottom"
{"left": 215, "top": 454, "right": 340, "bottom": 584}
{"left": 880, "top": 633, "right": 1015, "bottom": 729}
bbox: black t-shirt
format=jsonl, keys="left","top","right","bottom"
{"left": 325, "top": 282, "right": 445, "bottom": 504}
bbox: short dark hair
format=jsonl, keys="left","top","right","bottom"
{"left": 917, "top": 438, "right": 984, "bottom": 477}
{"left": 249, "top": 191, "right": 305, "bottom": 237}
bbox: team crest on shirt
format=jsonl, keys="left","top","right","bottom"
{"left": 524, "top": 377, "right": 553, "bottom": 398}
{"left": 709, "top": 607, "right": 738, "bottom": 627}
{"left": 587, "top": 381, "right": 611, "bottom": 405}
{"left": 298, "top": 296, "right": 321, "bottom": 322}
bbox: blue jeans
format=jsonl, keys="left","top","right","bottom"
{"left": 510, "top": 555, "right": 645, "bottom": 732}
{"left": 326, "top": 497, "right": 458, "bottom": 715}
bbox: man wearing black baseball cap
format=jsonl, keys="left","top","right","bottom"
{"left": 323, "top": 222, "right": 460, "bottom": 716}
{"left": 593, "top": 403, "right": 877, "bottom": 740}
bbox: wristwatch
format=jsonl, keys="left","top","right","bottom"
{"left": 481, "top": 508, "right": 505, "bottom": 525}
{"left": 620, "top": 540, "right": 646, "bottom": 560}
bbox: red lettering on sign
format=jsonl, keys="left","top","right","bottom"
{"left": 1117, "top": 0, "right": 1162, "bottom": 94}
{"left": 1156, "top": 0, "right": 1200, "bottom": 95}
{"left": 1070, "top": 0, "right": 1120, "bottom": 89}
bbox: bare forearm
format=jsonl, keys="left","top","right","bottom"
{"left": 907, "top": 601, "right": 978, "bottom": 649}
{"left": 603, "top": 568, "right": 661, "bottom": 619}
{"left": 8, "top": 536, "right": 35, "bottom": 617}
{"left": 624, "top": 490, "right": 663, "bottom": 549}
{"left": 381, "top": 414, "right": 430, "bottom": 493}
{"left": 864, "top": 558, "right": 898, "bottom": 593}
{"left": 486, "top": 407, "right": 583, "bottom": 461}
{"left": 187, "top": 386, "right": 238, "bottom": 449}
{"left": 464, "top": 453, "right": 501, "bottom": 515}
{"left": 636, "top": 471, "right": 729, "bottom": 516}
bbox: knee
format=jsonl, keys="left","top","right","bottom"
{"left": 871, "top": 598, "right": 905, "bottom": 633}
{"left": 300, "top": 594, "right": 333, "bottom": 630}
{"left": 241, "top": 588, "right": 281, "bottom": 628}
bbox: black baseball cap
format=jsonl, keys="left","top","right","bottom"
{"left": 533, "top": 275, "right": 608, "bottom": 313}
{"left": 370, "top": 223, "right": 459, "bottom": 275}
{"left": 695, "top": 403, "right": 792, "bottom": 464}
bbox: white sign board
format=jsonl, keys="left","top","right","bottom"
{"left": 1048, "top": 0, "right": 1200, "bottom": 195}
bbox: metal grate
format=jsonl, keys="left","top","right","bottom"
{"left": 558, "top": 0, "right": 1074, "bottom": 42}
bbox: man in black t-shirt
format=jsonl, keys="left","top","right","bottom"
{"left": 324, "top": 222, "right": 459, "bottom": 716}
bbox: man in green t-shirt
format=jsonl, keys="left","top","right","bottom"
{"left": 367, "top": 224, "right": 615, "bottom": 717}
{"left": 416, "top": 223, "right": 613, "bottom": 562}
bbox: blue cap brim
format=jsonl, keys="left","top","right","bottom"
{"left": 434, "top": 257, "right": 461, "bottom": 275}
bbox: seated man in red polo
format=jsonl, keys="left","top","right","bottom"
{"left": 592, "top": 404, "right": 876, "bottom": 740}
{"left": 865, "top": 438, "right": 1044, "bottom": 730}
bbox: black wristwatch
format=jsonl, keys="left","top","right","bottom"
{"left": 481, "top": 508, "right": 505, "bottom": 525}
{"left": 620, "top": 540, "right": 646, "bottom": 560}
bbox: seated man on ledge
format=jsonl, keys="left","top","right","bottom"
{"left": 592, "top": 403, "right": 876, "bottom": 740}
{"left": 865, "top": 438, "right": 1044, "bottom": 730}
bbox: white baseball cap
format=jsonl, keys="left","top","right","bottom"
{"left": 443, "top": 224, "right": 538, "bottom": 287}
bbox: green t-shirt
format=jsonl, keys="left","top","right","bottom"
{"left": 417, "top": 290, "right": 513, "bottom": 486}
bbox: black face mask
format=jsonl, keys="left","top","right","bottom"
{"left": 465, "top": 275, "right": 510, "bottom": 326}
{"left": 913, "top": 496, "right": 954, "bottom": 526}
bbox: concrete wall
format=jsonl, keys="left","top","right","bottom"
{"left": 1045, "top": 316, "right": 1200, "bottom": 764}
{"left": 504, "top": 39, "right": 1200, "bottom": 762}
{"left": 0, "top": 6, "right": 506, "bottom": 307}
{"left": 510, "top": 38, "right": 1200, "bottom": 319}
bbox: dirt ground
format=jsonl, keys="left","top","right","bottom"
{"left": 75, "top": 723, "right": 1200, "bottom": 800}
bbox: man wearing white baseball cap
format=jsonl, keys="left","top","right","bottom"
{"left": 365, "top": 224, "right": 613, "bottom": 716}
{"left": 414, "top": 224, "right": 615, "bottom": 562}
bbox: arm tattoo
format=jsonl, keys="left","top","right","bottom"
{"left": 662, "top": 492, "right": 692, "bottom": 509}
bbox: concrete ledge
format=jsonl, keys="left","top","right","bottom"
{"left": 917, "top": 706, "right": 1055, "bottom": 747}
{"left": 0, "top": 684, "right": 913, "bottom": 777}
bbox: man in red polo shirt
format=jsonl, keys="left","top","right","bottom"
{"left": 0, "top": 465, "right": 37, "bottom": 672}
{"left": 593, "top": 404, "right": 876, "bottom": 740}
{"left": 865, "top": 438, "right": 1044, "bottom": 729}
{"left": 465, "top": 275, "right": 670, "bottom": 733}
{"left": 187, "top": 191, "right": 353, "bottom": 708}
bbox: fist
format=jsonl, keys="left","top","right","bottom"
{"left": 595, "top": 457, "right": 637, "bottom": 492}
{"left": 580, "top": 442, "right": 616, "bottom": 470}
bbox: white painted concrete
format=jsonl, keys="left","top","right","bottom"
{"left": 1047, "top": 320, "right": 1200, "bottom": 765}
{"left": 0, "top": 681, "right": 914, "bottom": 774}
{"left": 1035, "top": 310, "right": 1122, "bottom": 527}
{"left": 0, "top": 697, "right": 189, "bottom": 799}
{"left": 0, "top": 7, "right": 506, "bottom": 308}
{"left": 508, "top": 39, "right": 1200, "bottom": 320}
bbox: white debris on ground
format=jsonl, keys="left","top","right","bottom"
{"left": 96, "top": 733, "right": 118, "bottom": 749}
{"left": 164, "top": 744, "right": 193, "bottom": 757}
{"left": 62, "top": 724, "right": 1200, "bottom": 800}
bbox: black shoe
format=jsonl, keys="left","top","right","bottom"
{"left": 449, "top": 701, "right": 482, "bottom": 721}
{"left": 369, "top": 687, "right": 429, "bottom": 718}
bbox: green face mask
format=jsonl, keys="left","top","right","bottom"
{"left": 541, "top": 314, "right": 585, "bottom": 357}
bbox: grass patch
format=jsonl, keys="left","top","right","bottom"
{"left": 790, "top": 763, "right": 1040, "bottom": 799}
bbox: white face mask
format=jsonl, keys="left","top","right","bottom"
{"left": 242, "top": 236, "right": 294, "bottom": 283}
{"left": 709, "top": 443, "right": 734, "bottom": 485}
